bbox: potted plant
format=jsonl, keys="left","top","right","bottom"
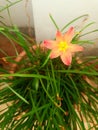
{"left": 0, "top": 15, "right": 98, "bottom": 130}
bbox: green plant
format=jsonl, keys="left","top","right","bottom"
{"left": 0, "top": 15, "right": 98, "bottom": 130}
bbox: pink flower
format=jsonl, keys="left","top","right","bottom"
{"left": 43, "top": 27, "right": 84, "bottom": 66}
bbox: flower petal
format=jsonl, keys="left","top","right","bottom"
{"left": 64, "top": 27, "right": 74, "bottom": 43}
{"left": 56, "top": 31, "right": 63, "bottom": 42}
{"left": 70, "top": 44, "right": 84, "bottom": 53}
{"left": 44, "top": 40, "right": 57, "bottom": 49}
{"left": 60, "top": 51, "right": 72, "bottom": 66}
{"left": 50, "top": 48, "right": 61, "bottom": 59}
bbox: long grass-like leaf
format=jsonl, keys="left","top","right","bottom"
{"left": 0, "top": 73, "right": 52, "bottom": 80}
{"left": 61, "top": 14, "right": 89, "bottom": 32}
{"left": 80, "top": 29, "right": 98, "bottom": 37}
{"left": 56, "top": 70, "right": 98, "bottom": 76}
{"left": 79, "top": 22, "right": 95, "bottom": 33}
{"left": 0, "top": 48, "right": 8, "bottom": 56}
{"left": 5, "top": 0, "right": 12, "bottom": 3}
{"left": 39, "top": 77, "right": 65, "bottom": 114}
{"left": 0, "top": 0, "right": 23, "bottom": 12}
{"left": 0, "top": 30, "right": 19, "bottom": 56}
{"left": 49, "top": 14, "right": 60, "bottom": 30}
{"left": 40, "top": 51, "right": 51, "bottom": 68}
{"left": 6, "top": 84, "right": 29, "bottom": 104}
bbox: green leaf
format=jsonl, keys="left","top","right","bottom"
{"left": 49, "top": 14, "right": 60, "bottom": 30}
{"left": 0, "top": 0, "right": 23, "bottom": 12}
{"left": 4, "top": 82, "right": 29, "bottom": 104}
{"left": 61, "top": 14, "right": 89, "bottom": 32}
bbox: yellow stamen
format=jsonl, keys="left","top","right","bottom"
{"left": 58, "top": 41, "right": 68, "bottom": 51}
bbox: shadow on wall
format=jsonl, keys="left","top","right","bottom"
{"left": 82, "top": 39, "right": 98, "bottom": 56}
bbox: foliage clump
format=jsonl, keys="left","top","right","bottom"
{"left": 0, "top": 14, "right": 98, "bottom": 130}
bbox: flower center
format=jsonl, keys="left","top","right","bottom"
{"left": 58, "top": 41, "right": 68, "bottom": 51}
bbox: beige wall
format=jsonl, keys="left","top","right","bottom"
{"left": 32, "top": 0, "right": 98, "bottom": 42}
